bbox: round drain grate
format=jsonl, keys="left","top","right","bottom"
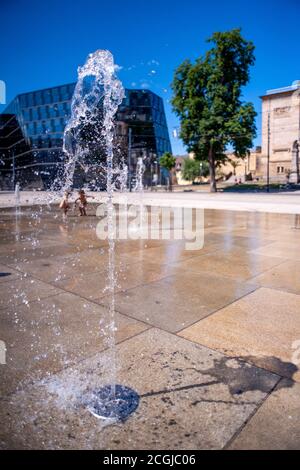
{"left": 87, "top": 384, "right": 140, "bottom": 421}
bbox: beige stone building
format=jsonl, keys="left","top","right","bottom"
{"left": 259, "top": 80, "right": 300, "bottom": 182}
{"left": 222, "top": 80, "right": 300, "bottom": 183}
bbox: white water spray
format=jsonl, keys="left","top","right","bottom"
{"left": 62, "top": 50, "right": 125, "bottom": 405}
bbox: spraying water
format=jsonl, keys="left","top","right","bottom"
{"left": 135, "top": 157, "right": 145, "bottom": 237}
{"left": 15, "top": 182, "right": 20, "bottom": 213}
{"left": 61, "top": 50, "right": 139, "bottom": 420}
{"left": 62, "top": 50, "right": 124, "bottom": 191}
{"left": 134, "top": 157, "right": 144, "bottom": 194}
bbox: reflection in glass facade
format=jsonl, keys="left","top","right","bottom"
{"left": 0, "top": 84, "right": 171, "bottom": 189}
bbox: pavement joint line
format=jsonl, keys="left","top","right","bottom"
{"left": 246, "top": 284, "right": 300, "bottom": 297}
{"left": 222, "top": 376, "right": 284, "bottom": 450}
{"left": 173, "top": 331, "right": 300, "bottom": 392}
{"left": 167, "top": 254, "right": 288, "bottom": 284}
{"left": 93, "top": 280, "right": 260, "bottom": 333}
{"left": 94, "top": 263, "right": 259, "bottom": 307}
{"left": 171, "top": 285, "right": 260, "bottom": 334}
{"left": 236, "top": 257, "right": 289, "bottom": 283}
{"left": 5, "top": 257, "right": 197, "bottom": 298}
{"left": 4, "top": 245, "right": 174, "bottom": 283}
{"left": 0, "top": 289, "right": 63, "bottom": 311}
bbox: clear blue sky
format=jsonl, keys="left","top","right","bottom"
{"left": 1, "top": 0, "right": 299, "bottom": 154}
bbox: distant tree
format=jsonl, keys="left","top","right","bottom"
{"left": 172, "top": 28, "right": 257, "bottom": 192}
{"left": 159, "top": 152, "right": 176, "bottom": 191}
{"left": 230, "top": 159, "right": 241, "bottom": 176}
{"left": 182, "top": 159, "right": 209, "bottom": 182}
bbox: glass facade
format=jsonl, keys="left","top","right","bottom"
{"left": 0, "top": 84, "right": 171, "bottom": 189}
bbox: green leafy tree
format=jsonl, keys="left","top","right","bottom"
{"left": 172, "top": 28, "right": 257, "bottom": 192}
{"left": 159, "top": 152, "right": 176, "bottom": 190}
{"left": 182, "top": 158, "right": 209, "bottom": 182}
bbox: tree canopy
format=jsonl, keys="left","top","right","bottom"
{"left": 171, "top": 28, "right": 257, "bottom": 191}
{"left": 159, "top": 152, "right": 176, "bottom": 172}
{"left": 182, "top": 158, "right": 209, "bottom": 182}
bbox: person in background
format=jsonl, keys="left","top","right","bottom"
{"left": 59, "top": 190, "right": 71, "bottom": 218}
{"left": 75, "top": 189, "right": 94, "bottom": 216}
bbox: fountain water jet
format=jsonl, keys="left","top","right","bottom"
{"left": 134, "top": 157, "right": 146, "bottom": 237}
{"left": 62, "top": 49, "right": 140, "bottom": 421}
{"left": 15, "top": 182, "right": 20, "bottom": 214}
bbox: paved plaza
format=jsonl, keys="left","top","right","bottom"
{"left": 0, "top": 199, "right": 300, "bottom": 449}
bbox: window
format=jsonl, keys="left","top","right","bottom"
{"left": 49, "top": 105, "right": 57, "bottom": 118}
{"left": 60, "top": 86, "right": 68, "bottom": 101}
{"left": 32, "top": 108, "right": 39, "bottom": 120}
{"left": 20, "top": 95, "right": 28, "bottom": 107}
{"left": 54, "top": 118, "right": 62, "bottom": 132}
{"left": 35, "top": 122, "right": 43, "bottom": 135}
{"left": 57, "top": 103, "right": 66, "bottom": 117}
{"left": 35, "top": 91, "right": 43, "bottom": 105}
{"left": 27, "top": 122, "right": 35, "bottom": 135}
{"left": 40, "top": 106, "right": 48, "bottom": 119}
{"left": 44, "top": 90, "right": 52, "bottom": 104}
{"left": 27, "top": 93, "right": 34, "bottom": 106}
{"left": 22, "top": 109, "right": 30, "bottom": 121}
{"left": 52, "top": 88, "right": 60, "bottom": 102}
{"left": 277, "top": 166, "right": 284, "bottom": 174}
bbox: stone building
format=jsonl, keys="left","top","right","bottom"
{"left": 0, "top": 86, "right": 171, "bottom": 189}
{"left": 259, "top": 80, "right": 300, "bottom": 182}
{"left": 220, "top": 80, "right": 300, "bottom": 184}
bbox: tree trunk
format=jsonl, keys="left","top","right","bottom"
{"left": 208, "top": 142, "right": 217, "bottom": 192}
{"left": 169, "top": 170, "right": 173, "bottom": 192}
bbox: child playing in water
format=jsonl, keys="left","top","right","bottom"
{"left": 75, "top": 189, "right": 94, "bottom": 216}
{"left": 59, "top": 190, "right": 71, "bottom": 217}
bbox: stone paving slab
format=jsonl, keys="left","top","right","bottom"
{"left": 98, "top": 271, "right": 257, "bottom": 332}
{"left": 179, "top": 287, "right": 300, "bottom": 381}
{"left": 0, "top": 264, "right": 21, "bottom": 284}
{"left": 0, "top": 329, "right": 280, "bottom": 450}
{"left": 56, "top": 261, "right": 186, "bottom": 300}
{"left": 120, "top": 240, "right": 222, "bottom": 265}
{"left": 252, "top": 260, "right": 300, "bottom": 295}
{"left": 0, "top": 243, "right": 81, "bottom": 265}
{"left": 250, "top": 241, "right": 300, "bottom": 260}
{"left": 170, "top": 248, "right": 284, "bottom": 281}
{"left": 9, "top": 249, "right": 113, "bottom": 284}
{"left": 0, "top": 277, "right": 61, "bottom": 310}
{"left": 229, "top": 379, "right": 300, "bottom": 450}
{"left": 0, "top": 292, "right": 149, "bottom": 396}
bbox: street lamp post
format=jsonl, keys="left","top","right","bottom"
{"left": 244, "top": 157, "right": 248, "bottom": 181}
{"left": 199, "top": 162, "right": 203, "bottom": 177}
{"left": 296, "top": 141, "right": 299, "bottom": 184}
{"left": 12, "top": 150, "right": 15, "bottom": 190}
{"left": 267, "top": 111, "right": 270, "bottom": 192}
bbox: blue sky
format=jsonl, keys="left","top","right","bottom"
{"left": 1, "top": 0, "right": 299, "bottom": 154}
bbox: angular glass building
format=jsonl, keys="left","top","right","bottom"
{"left": 0, "top": 84, "right": 171, "bottom": 189}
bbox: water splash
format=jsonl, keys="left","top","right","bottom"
{"left": 135, "top": 157, "right": 145, "bottom": 237}
{"left": 134, "top": 157, "right": 144, "bottom": 194}
{"left": 61, "top": 50, "right": 127, "bottom": 414}
{"left": 15, "top": 182, "right": 20, "bottom": 214}
{"left": 62, "top": 50, "right": 124, "bottom": 192}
